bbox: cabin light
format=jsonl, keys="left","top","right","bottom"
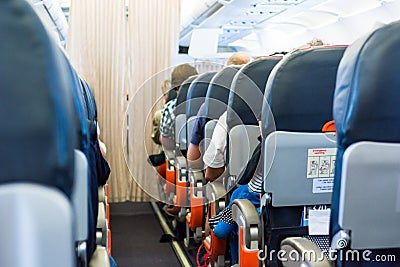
{"left": 256, "top": 0, "right": 305, "bottom": 6}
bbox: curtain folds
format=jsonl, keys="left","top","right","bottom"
{"left": 66, "top": 0, "right": 180, "bottom": 202}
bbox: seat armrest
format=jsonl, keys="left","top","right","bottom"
{"left": 98, "top": 186, "right": 105, "bottom": 203}
{"left": 164, "top": 149, "right": 175, "bottom": 161}
{"left": 97, "top": 202, "right": 107, "bottom": 246}
{"left": 280, "top": 237, "right": 332, "bottom": 267}
{"left": 232, "top": 199, "right": 259, "bottom": 250}
{"left": 206, "top": 181, "right": 226, "bottom": 202}
{"left": 175, "top": 156, "right": 187, "bottom": 170}
{"left": 232, "top": 199, "right": 260, "bottom": 266}
{"left": 232, "top": 199, "right": 259, "bottom": 227}
{"left": 89, "top": 246, "right": 111, "bottom": 267}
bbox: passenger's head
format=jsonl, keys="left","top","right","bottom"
{"left": 161, "top": 79, "right": 171, "bottom": 96}
{"left": 226, "top": 52, "right": 251, "bottom": 66}
{"left": 171, "top": 64, "right": 198, "bottom": 91}
{"left": 307, "top": 38, "right": 324, "bottom": 47}
{"left": 161, "top": 79, "right": 171, "bottom": 105}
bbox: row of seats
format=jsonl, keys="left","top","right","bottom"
{"left": 0, "top": 1, "right": 112, "bottom": 266}
{"left": 157, "top": 20, "right": 400, "bottom": 267}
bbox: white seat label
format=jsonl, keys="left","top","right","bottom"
{"left": 309, "top": 208, "right": 331, "bottom": 235}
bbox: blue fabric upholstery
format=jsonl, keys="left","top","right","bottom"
{"left": 0, "top": 0, "right": 78, "bottom": 197}
{"left": 227, "top": 58, "right": 281, "bottom": 130}
{"left": 205, "top": 66, "right": 241, "bottom": 120}
{"left": 175, "top": 75, "right": 197, "bottom": 115}
{"left": 331, "top": 21, "right": 400, "bottom": 267}
{"left": 186, "top": 72, "right": 217, "bottom": 118}
{"left": 261, "top": 47, "right": 346, "bottom": 267}
{"left": 263, "top": 47, "right": 346, "bottom": 135}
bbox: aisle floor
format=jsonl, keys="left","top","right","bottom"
{"left": 110, "top": 202, "right": 182, "bottom": 267}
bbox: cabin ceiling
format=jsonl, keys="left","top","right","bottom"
{"left": 30, "top": 0, "right": 400, "bottom": 55}
{"left": 179, "top": 0, "right": 308, "bottom": 47}
{"left": 179, "top": 0, "right": 399, "bottom": 52}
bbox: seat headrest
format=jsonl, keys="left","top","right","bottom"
{"left": 263, "top": 46, "right": 346, "bottom": 135}
{"left": 334, "top": 21, "right": 400, "bottom": 148}
{"left": 175, "top": 75, "right": 197, "bottom": 115}
{"left": 0, "top": 0, "right": 78, "bottom": 197}
{"left": 204, "top": 65, "right": 241, "bottom": 120}
{"left": 227, "top": 57, "right": 281, "bottom": 130}
{"left": 186, "top": 72, "right": 216, "bottom": 117}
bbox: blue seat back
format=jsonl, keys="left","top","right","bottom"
{"left": 0, "top": 0, "right": 78, "bottom": 197}
{"left": 204, "top": 66, "right": 241, "bottom": 120}
{"left": 227, "top": 58, "right": 281, "bottom": 131}
{"left": 331, "top": 21, "right": 400, "bottom": 266}
{"left": 263, "top": 47, "right": 346, "bottom": 135}
{"left": 175, "top": 75, "right": 198, "bottom": 116}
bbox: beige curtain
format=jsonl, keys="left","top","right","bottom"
{"left": 124, "top": 0, "right": 181, "bottom": 202}
{"left": 66, "top": 0, "right": 181, "bottom": 202}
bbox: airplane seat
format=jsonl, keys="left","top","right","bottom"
{"left": 162, "top": 76, "right": 196, "bottom": 200}
{"left": 327, "top": 21, "right": 400, "bottom": 267}
{"left": 175, "top": 75, "right": 198, "bottom": 153}
{"left": 204, "top": 182, "right": 228, "bottom": 266}
{"left": 184, "top": 72, "right": 216, "bottom": 241}
{"left": 80, "top": 79, "right": 111, "bottom": 255}
{"left": 231, "top": 46, "right": 346, "bottom": 267}
{"left": 203, "top": 66, "right": 241, "bottom": 157}
{"left": 224, "top": 57, "right": 281, "bottom": 266}
{"left": 196, "top": 66, "right": 241, "bottom": 265}
{"left": 0, "top": 0, "right": 79, "bottom": 266}
{"left": 225, "top": 57, "right": 281, "bottom": 191}
{"left": 168, "top": 76, "right": 198, "bottom": 206}
{"left": 59, "top": 42, "right": 110, "bottom": 266}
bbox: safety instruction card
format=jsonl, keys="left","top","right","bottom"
{"left": 307, "top": 148, "right": 337, "bottom": 193}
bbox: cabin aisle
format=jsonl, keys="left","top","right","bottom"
{"left": 110, "top": 202, "right": 182, "bottom": 267}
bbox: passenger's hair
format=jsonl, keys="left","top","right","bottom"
{"left": 171, "top": 64, "right": 198, "bottom": 90}
{"left": 269, "top": 51, "right": 288, "bottom": 56}
{"left": 161, "top": 79, "right": 171, "bottom": 96}
{"left": 165, "top": 89, "right": 177, "bottom": 103}
{"left": 307, "top": 38, "right": 325, "bottom": 46}
{"left": 226, "top": 52, "right": 251, "bottom": 65}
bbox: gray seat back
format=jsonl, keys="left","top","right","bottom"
{"left": 204, "top": 119, "right": 218, "bottom": 153}
{"left": 72, "top": 150, "right": 89, "bottom": 242}
{"left": 339, "top": 141, "right": 400, "bottom": 250}
{"left": 264, "top": 131, "right": 337, "bottom": 207}
{"left": 175, "top": 114, "right": 187, "bottom": 150}
{"left": 228, "top": 125, "right": 260, "bottom": 183}
{"left": 0, "top": 184, "right": 74, "bottom": 267}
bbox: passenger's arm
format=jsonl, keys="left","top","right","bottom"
{"left": 187, "top": 143, "right": 204, "bottom": 170}
{"left": 205, "top": 166, "right": 225, "bottom": 182}
{"left": 203, "top": 112, "right": 228, "bottom": 182}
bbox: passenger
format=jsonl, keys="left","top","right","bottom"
{"left": 97, "top": 124, "right": 107, "bottom": 158}
{"left": 160, "top": 64, "right": 198, "bottom": 151}
{"left": 167, "top": 53, "right": 251, "bottom": 216}
{"left": 148, "top": 80, "right": 172, "bottom": 167}
{"left": 207, "top": 117, "right": 263, "bottom": 264}
{"left": 307, "top": 38, "right": 324, "bottom": 46}
{"left": 151, "top": 79, "right": 171, "bottom": 147}
{"left": 189, "top": 52, "right": 251, "bottom": 178}
{"left": 202, "top": 111, "right": 228, "bottom": 182}
{"left": 226, "top": 51, "right": 251, "bottom": 65}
